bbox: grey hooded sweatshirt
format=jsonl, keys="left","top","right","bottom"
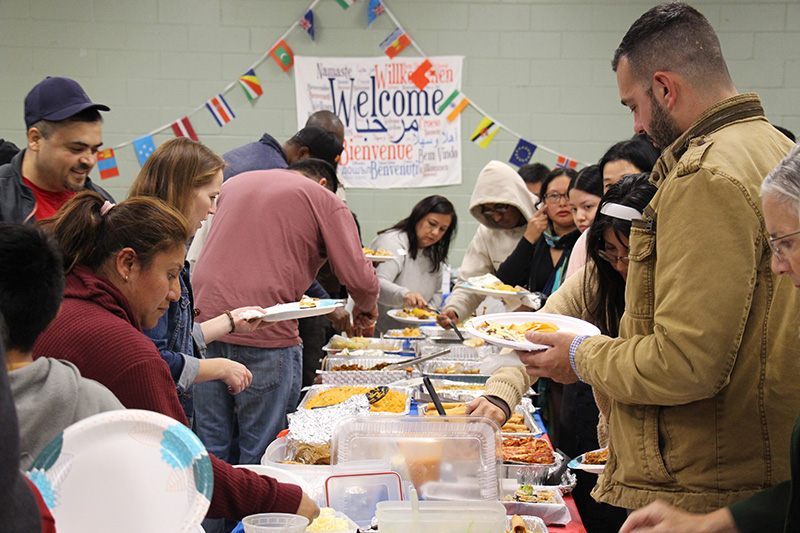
{"left": 9, "top": 358, "right": 123, "bottom": 469}
{"left": 444, "top": 160, "right": 538, "bottom": 320}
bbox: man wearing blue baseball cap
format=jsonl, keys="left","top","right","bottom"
{"left": 0, "top": 76, "right": 114, "bottom": 223}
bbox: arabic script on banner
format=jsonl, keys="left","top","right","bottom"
{"left": 295, "top": 56, "right": 463, "bottom": 189}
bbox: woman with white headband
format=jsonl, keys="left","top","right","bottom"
{"left": 469, "top": 173, "right": 657, "bottom": 533}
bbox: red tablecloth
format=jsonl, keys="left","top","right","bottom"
{"left": 536, "top": 424, "right": 587, "bottom": 533}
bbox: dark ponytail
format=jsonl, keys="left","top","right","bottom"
{"left": 39, "top": 192, "right": 188, "bottom": 274}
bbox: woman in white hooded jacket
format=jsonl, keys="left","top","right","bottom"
{"left": 437, "top": 160, "right": 538, "bottom": 327}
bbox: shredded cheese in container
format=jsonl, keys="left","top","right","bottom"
{"left": 307, "top": 508, "right": 350, "bottom": 531}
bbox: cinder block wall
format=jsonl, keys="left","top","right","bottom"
{"left": 1, "top": 0, "right": 797, "bottom": 266}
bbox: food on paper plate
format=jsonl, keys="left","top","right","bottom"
{"left": 511, "top": 485, "right": 558, "bottom": 504}
{"left": 328, "top": 336, "right": 370, "bottom": 350}
{"left": 303, "top": 386, "right": 407, "bottom": 413}
{"left": 423, "top": 402, "right": 466, "bottom": 416}
{"left": 363, "top": 247, "right": 393, "bottom": 257}
{"left": 434, "top": 363, "right": 481, "bottom": 375}
{"left": 307, "top": 508, "right": 350, "bottom": 531}
{"left": 502, "top": 436, "right": 556, "bottom": 464}
{"left": 475, "top": 320, "right": 559, "bottom": 343}
{"left": 583, "top": 447, "right": 609, "bottom": 465}
{"left": 501, "top": 413, "right": 530, "bottom": 433}
{"left": 388, "top": 327, "right": 421, "bottom": 337}
{"left": 299, "top": 295, "right": 319, "bottom": 308}
{"left": 467, "top": 273, "right": 518, "bottom": 292}
{"left": 395, "top": 307, "right": 437, "bottom": 319}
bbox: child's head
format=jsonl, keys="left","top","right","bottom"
{"left": 568, "top": 165, "right": 603, "bottom": 233}
{"left": 0, "top": 223, "right": 65, "bottom": 353}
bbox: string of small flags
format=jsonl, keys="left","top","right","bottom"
{"left": 99, "top": 0, "right": 584, "bottom": 180}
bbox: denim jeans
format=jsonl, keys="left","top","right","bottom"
{"left": 193, "top": 341, "right": 303, "bottom": 465}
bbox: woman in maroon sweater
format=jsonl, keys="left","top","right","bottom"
{"left": 34, "top": 192, "right": 318, "bottom": 523}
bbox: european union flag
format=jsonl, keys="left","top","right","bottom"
{"left": 133, "top": 134, "right": 156, "bottom": 167}
{"left": 509, "top": 138, "right": 537, "bottom": 167}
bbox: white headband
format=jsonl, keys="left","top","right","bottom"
{"left": 599, "top": 203, "right": 642, "bottom": 221}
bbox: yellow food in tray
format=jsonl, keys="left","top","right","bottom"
{"left": 434, "top": 363, "right": 481, "bottom": 374}
{"left": 304, "top": 386, "right": 407, "bottom": 413}
{"left": 423, "top": 402, "right": 466, "bottom": 416}
{"left": 388, "top": 327, "right": 421, "bottom": 337}
{"left": 501, "top": 413, "right": 530, "bottom": 433}
{"left": 475, "top": 320, "right": 559, "bottom": 343}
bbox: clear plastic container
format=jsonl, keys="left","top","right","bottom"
{"left": 375, "top": 500, "right": 506, "bottom": 533}
{"left": 332, "top": 415, "right": 501, "bottom": 501}
{"left": 325, "top": 472, "right": 404, "bottom": 528}
{"left": 241, "top": 513, "right": 309, "bottom": 533}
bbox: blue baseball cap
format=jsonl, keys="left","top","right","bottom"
{"left": 24, "top": 77, "right": 109, "bottom": 128}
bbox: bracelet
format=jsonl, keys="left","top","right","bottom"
{"left": 224, "top": 310, "right": 236, "bottom": 334}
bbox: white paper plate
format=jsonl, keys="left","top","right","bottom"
{"left": 568, "top": 449, "right": 607, "bottom": 474}
{"left": 257, "top": 300, "right": 344, "bottom": 322}
{"left": 26, "top": 409, "right": 212, "bottom": 533}
{"left": 386, "top": 308, "right": 437, "bottom": 324}
{"left": 456, "top": 282, "right": 527, "bottom": 297}
{"left": 365, "top": 254, "right": 394, "bottom": 263}
{"left": 464, "top": 312, "right": 601, "bottom": 351}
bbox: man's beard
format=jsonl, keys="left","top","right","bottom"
{"left": 646, "top": 90, "right": 682, "bottom": 150}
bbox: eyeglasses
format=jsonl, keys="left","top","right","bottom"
{"left": 481, "top": 204, "right": 510, "bottom": 216}
{"left": 597, "top": 249, "right": 630, "bottom": 266}
{"left": 543, "top": 192, "right": 569, "bottom": 205}
{"left": 769, "top": 230, "right": 800, "bottom": 263}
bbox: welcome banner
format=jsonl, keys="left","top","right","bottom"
{"left": 295, "top": 55, "right": 463, "bottom": 189}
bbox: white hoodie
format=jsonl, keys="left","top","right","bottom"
{"left": 444, "top": 160, "right": 538, "bottom": 320}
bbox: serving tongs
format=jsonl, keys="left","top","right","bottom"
{"left": 381, "top": 347, "right": 451, "bottom": 373}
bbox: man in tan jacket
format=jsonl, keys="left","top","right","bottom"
{"left": 519, "top": 2, "right": 800, "bottom": 512}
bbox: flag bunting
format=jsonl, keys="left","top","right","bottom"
{"left": 380, "top": 28, "right": 410, "bottom": 59}
{"left": 96, "top": 148, "right": 120, "bottom": 179}
{"left": 300, "top": 9, "right": 315, "bottom": 40}
{"left": 509, "top": 139, "right": 537, "bottom": 167}
{"left": 133, "top": 135, "right": 156, "bottom": 166}
{"left": 206, "top": 94, "right": 235, "bottom": 127}
{"left": 470, "top": 117, "right": 500, "bottom": 149}
{"left": 105, "top": 0, "right": 586, "bottom": 177}
{"left": 171, "top": 116, "right": 199, "bottom": 141}
{"left": 238, "top": 69, "right": 264, "bottom": 101}
{"left": 269, "top": 39, "right": 295, "bottom": 72}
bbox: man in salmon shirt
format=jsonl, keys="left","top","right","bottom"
{"left": 0, "top": 76, "right": 114, "bottom": 223}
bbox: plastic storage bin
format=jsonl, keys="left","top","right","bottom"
{"left": 333, "top": 415, "right": 501, "bottom": 501}
{"left": 324, "top": 472, "right": 404, "bottom": 528}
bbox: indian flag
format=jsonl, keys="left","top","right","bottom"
{"left": 335, "top": 0, "right": 356, "bottom": 9}
{"left": 238, "top": 69, "right": 263, "bottom": 101}
{"left": 437, "top": 90, "right": 470, "bottom": 122}
{"left": 470, "top": 117, "right": 500, "bottom": 149}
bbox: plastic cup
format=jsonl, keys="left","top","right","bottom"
{"left": 241, "top": 513, "right": 310, "bottom": 533}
